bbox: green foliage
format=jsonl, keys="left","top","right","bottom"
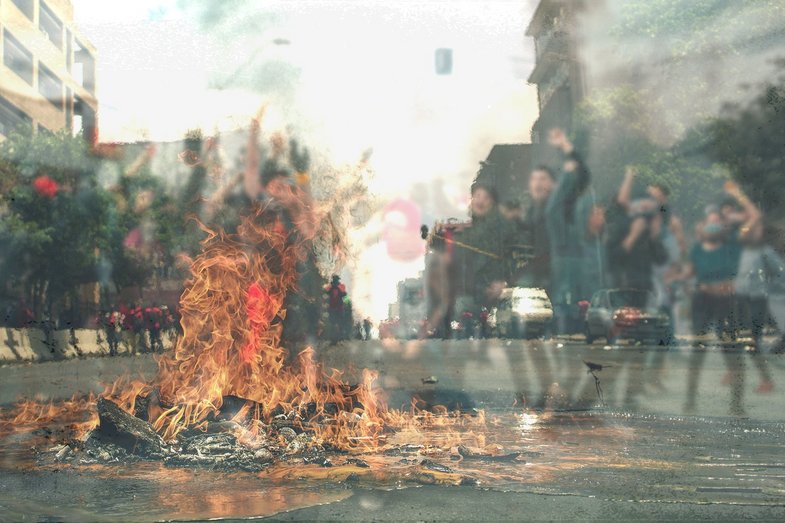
{"left": 613, "top": 0, "right": 785, "bottom": 57}
{"left": 573, "top": 85, "right": 720, "bottom": 225}
{"left": 0, "top": 128, "right": 109, "bottom": 315}
{"left": 697, "top": 60, "right": 785, "bottom": 218}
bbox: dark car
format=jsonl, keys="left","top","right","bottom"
{"left": 584, "top": 289, "right": 671, "bottom": 345}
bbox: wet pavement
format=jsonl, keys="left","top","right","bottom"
{"left": 1, "top": 339, "right": 785, "bottom": 520}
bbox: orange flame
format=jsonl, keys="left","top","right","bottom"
{"left": 0, "top": 153, "right": 491, "bottom": 455}
{"left": 77, "top": 198, "right": 391, "bottom": 448}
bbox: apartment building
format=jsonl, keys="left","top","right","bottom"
{"left": 0, "top": 0, "right": 96, "bottom": 140}
{"left": 525, "top": 0, "right": 586, "bottom": 165}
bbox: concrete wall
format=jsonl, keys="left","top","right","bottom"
{"left": 0, "top": 328, "right": 175, "bottom": 364}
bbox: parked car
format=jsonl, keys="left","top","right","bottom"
{"left": 584, "top": 288, "right": 670, "bottom": 344}
{"left": 487, "top": 287, "right": 553, "bottom": 339}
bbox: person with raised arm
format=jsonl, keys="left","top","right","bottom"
{"left": 543, "top": 128, "right": 591, "bottom": 333}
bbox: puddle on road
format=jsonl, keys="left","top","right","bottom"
{"left": 1, "top": 411, "right": 785, "bottom": 521}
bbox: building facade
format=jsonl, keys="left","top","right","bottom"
{"left": 526, "top": 0, "right": 586, "bottom": 165}
{"left": 475, "top": 143, "right": 532, "bottom": 204}
{"left": 0, "top": 0, "right": 96, "bottom": 140}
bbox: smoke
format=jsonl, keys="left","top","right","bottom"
{"left": 173, "top": 0, "right": 538, "bottom": 319}
{"left": 576, "top": 0, "right": 785, "bottom": 146}
{"left": 176, "top": 0, "right": 536, "bottom": 201}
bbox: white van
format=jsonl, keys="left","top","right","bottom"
{"left": 487, "top": 287, "right": 553, "bottom": 338}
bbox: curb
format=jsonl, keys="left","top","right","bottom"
{"left": 0, "top": 328, "right": 175, "bottom": 363}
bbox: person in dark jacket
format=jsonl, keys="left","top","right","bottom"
{"left": 324, "top": 275, "right": 347, "bottom": 344}
{"left": 519, "top": 166, "right": 555, "bottom": 289}
{"left": 543, "top": 128, "right": 591, "bottom": 333}
{"left": 451, "top": 182, "right": 516, "bottom": 335}
{"left": 607, "top": 197, "right": 668, "bottom": 291}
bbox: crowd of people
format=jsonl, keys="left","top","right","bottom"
{"left": 5, "top": 112, "right": 784, "bottom": 356}
{"left": 424, "top": 127, "right": 785, "bottom": 353}
{"left": 97, "top": 304, "right": 179, "bottom": 356}
{"left": 1, "top": 103, "right": 361, "bottom": 351}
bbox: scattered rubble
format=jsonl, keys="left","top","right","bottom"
{"left": 457, "top": 444, "right": 523, "bottom": 462}
{"left": 32, "top": 397, "right": 501, "bottom": 487}
{"left": 38, "top": 397, "right": 331, "bottom": 472}
{"left": 94, "top": 397, "right": 165, "bottom": 458}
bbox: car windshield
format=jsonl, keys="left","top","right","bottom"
{"left": 608, "top": 290, "right": 650, "bottom": 309}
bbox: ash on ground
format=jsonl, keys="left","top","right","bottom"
{"left": 39, "top": 397, "right": 336, "bottom": 472}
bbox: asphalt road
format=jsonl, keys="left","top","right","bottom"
{"left": 2, "top": 339, "right": 785, "bottom": 521}
{"left": 3, "top": 338, "right": 785, "bottom": 421}
{"left": 260, "top": 486, "right": 785, "bottom": 521}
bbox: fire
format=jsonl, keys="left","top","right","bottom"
{"left": 0, "top": 145, "right": 489, "bottom": 457}
{"left": 0, "top": 393, "right": 99, "bottom": 439}
{"left": 90, "top": 198, "right": 391, "bottom": 447}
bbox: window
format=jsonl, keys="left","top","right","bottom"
{"left": 66, "top": 29, "right": 73, "bottom": 73}
{"left": 38, "top": 63, "right": 63, "bottom": 109}
{"left": 11, "top": 0, "right": 34, "bottom": 20}
{"left": 74, "top": 39, "right": 95, "bottom": 94}
{"left": 39, "top": 1, "right": 64, "bottom": 50}
{"left": 3, "top": 30, "right": 34, "bottom": 85}
{"left": 65, "top": 87, "right": 73, "bottom": 130}
{"left": 0, "top": 96, "right": 31, "bottom": 136}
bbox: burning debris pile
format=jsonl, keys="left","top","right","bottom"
{"left": 34, "top": 200, "right": 394, "bottom": 467}
{"left": 4, "top": 176, "right": 511, "bottom": 482}
{"left": 43, "top": 396, "right": 335, "bottom": 472}
{"left": 15, "top": 192, "right": 418, "bottom": 474}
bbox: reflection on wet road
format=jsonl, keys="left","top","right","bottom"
{"left": 2, "top": 339, "right": 785, "bottom": 520}
{"left": 2, "top": 409, "right": 785, "bottom": 520}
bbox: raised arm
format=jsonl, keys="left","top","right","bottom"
{"left": 243, "top": 105, "right": 267, "bottom": 199}
{"left": 725, "top": 180, "right": 762, "bottom": 243}
{"left": 123, "top": 144, "right": 156, "bottom": 178}
{"left": 545, "top": 128, "right": 591, "bottom": 226}
{"left": 617, "top": 166, "right": 636, "bottom": 210}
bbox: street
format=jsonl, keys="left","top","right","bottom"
{"left": 4, "top": 338, "right": 784, "bottom": 420}
{"left": 2, "top": 339, "right": 785, "bottom": 520}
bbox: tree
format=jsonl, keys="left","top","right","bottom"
{"left": 0, "top": 128, "right": 110, "bottom": 322}
{"left": 573, "top": 86, "right": 720, "bottom": 225}
{"left": 696, "top": 59, "right": 785, "bottom": 222}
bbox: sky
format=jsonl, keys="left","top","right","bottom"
{"left": 71, "top": 1, "right": 538, "bottom": 161}
{"left": 71, "top": 0, "right": 540, "bottom": 319}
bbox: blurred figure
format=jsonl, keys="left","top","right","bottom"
{"left": 342, "top": 296, "right": 354, "bottom": 340}
{"left": 607, "top": 196, "right": 667, "bottom": 292}
{"left": 519, "top": 166, "right": 555, "bottom": 289}
{"left": 324, "top": 275, "right": 347, "bottom": 344}
{"left": 543, "top": 128, "right": 591, "bottom": 333}
{"left": 238, "top": 107, "right": 322, "bottom": 350}
{"left": 99, "top": 308, "right": 122, "bottom": 356}
{"left": 567, "top": 193, "right": 608, "bottom": 310}
{"left": 618, "top": 168, "right": 685, "bottom": 335}
{"left": 727, "top": 181, "right": 766, "bottom": 350}
{"left": 423, "top": 221, "right": 458, "bottom": 338}
{"left": 450, "top": 182, "right": 515, "bottom": 337}
{"left": 145, "top": 306, "right": 165, "bottom": 353}
{"left": 363, "top": 317, "right": 372, "bottom": 341}
{"left": 673, "top": 209, "right": 742, "bottom": 343}
{"left": 725, "top": 181, "right": 782, "bottom": 365}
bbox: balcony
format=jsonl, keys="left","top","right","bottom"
{"left": 537, "top": 62, "right": 570, "bottom": 111}
{"left": 534, "top": 24, "right": 569, "bottom": 61}
{"left": 529, "top": 19, "right": 571, "bottom": 85}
